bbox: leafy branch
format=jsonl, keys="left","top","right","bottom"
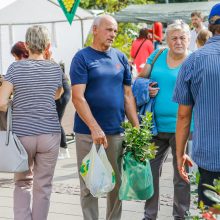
{"left": 121, "top": 112, "right": 157, "bottom": 163}
{"left": 186, "top": 177, "right": 220, "bottom": 220}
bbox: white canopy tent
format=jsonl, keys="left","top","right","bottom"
{"left": 0, "top": 0, "right": 94, "bottom": 75}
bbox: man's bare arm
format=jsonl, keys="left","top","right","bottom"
{"left": 72, "top": 84, "right": 107, "bottom": 147}
{"left": 176, "top": 104, "right": 193, "bottom": 183}
{"left": 124, "top": 85, "right": 139, "bottom": 128}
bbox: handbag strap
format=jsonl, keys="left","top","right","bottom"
{"left": 6, "top": 103, "right": 12, "bottom": 145}
{"left": 133, "top": 38, "right": 148, "bottom": 60}
{"left": 147, "top": 48, "right": 166, "bottom": 79}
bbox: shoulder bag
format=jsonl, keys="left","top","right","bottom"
{"left": 0, "top": 104, "right": 29, "bottom": 173}
{"left": 133, "top": 38, "right": 148, "bottom": 60}
{"left": 147, "top": 48, "right": 166, "bottom": 79}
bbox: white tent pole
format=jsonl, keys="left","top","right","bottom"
{"left": 51, "top": 22, "right": 57, "bottom": 47}
{"left": 9, "top": 24, "right": 13, "bottom": 47}
{"left": 0, "top": 26, "right": 2, "bottom": 74}
{"left": 80, "top": 19, "right": 84, "bottom": 47}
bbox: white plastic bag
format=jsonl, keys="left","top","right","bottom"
{"left": 80, "top": 144, "right": 115, "bottom": 197}
{"left": 98, "top": 146, "right": 116, "bottom": 191}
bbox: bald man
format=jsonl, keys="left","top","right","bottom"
{"left": 70, "top": 15, "right": 139, "bottom": 220}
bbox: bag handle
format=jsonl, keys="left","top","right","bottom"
{"left": 6, "top": 103, "right": 12, "bottom": 145}
{"left": 133, "top": 38, "right": 148, "bottom": 60}
{"left": 147, "top": 48, "right": 166, "bottom": 79}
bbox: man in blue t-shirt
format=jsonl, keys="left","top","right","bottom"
{"left": 70, "top": 15, "right": 139, "bottom": 220}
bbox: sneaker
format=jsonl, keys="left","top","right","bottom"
{"left": 58, "top": 148, "right": 70, "bottom": 159}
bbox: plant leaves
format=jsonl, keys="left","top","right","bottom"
{"left": 121, "top": 112, "right": 158, "bottom": 162}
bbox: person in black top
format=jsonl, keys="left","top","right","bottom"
{"left": 56, "top": 62, "right": 71, "bottom": 159}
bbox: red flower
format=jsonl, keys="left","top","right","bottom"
{"left": 202, "top": 212, "right": 216, "bottom": 220}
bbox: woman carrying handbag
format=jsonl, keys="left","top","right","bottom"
{"left": 0, "top": 25, "right": 63, "bottom": 220}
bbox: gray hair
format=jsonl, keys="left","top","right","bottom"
{"left": 165, "top": 20, "right": 190, "bottom": 39}
{"left": 25, "top": 25, "right": 50, "bottom": 54}
{"left": 92, "top": 14, "right": 117, "bottom": 27}
{"left": 93, "top": 16, "right": 102, "bottom": 27}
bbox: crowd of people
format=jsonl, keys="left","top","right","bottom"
{"left": 0, "top": 2, "right": 220, "bottom": 220}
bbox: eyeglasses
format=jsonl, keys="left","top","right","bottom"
{"left": 209, "top": 15, "right": 220, "bottom": 25}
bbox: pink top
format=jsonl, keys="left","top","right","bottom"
{"left": 130, "top": 38, "right": 154, "bottom": 73}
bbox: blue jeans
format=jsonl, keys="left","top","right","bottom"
{"left": 154, "top": 41, "right": 160, "bottom": 50}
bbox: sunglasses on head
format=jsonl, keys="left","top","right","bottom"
{"left": 209, "top": 15, "right": 220, "bottom": 25}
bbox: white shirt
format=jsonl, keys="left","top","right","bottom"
{"left": 188, "top": 25, "right": 206, "bottom": 52}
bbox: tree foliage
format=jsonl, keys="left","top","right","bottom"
{"left": 112, "top": 23, "right": 139, "bottom": 57}
{"left": 81, "top": 0, "right": 154, "bottom": 58}
{"left": 80, "top": 0, "right": 152, "bottom": 13}
{"left": 157, "top": 0, "right": 207, "bottom": 2}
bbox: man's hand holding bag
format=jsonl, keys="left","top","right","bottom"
{"left": 80, "top": 144, "right": 115, "bottom": 198}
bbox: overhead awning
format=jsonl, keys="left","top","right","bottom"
{"left": 0, "top": 0, "right": 95, "bottom": 74}
{"left": 114, "top": 2, "right": 218, "bottom": 24}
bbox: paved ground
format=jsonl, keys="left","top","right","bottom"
{"left": 0, "top": 101, "right": 198, "bottom": 219}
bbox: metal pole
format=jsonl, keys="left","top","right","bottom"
{"left": 0, "top": 26, "right": 2, "bottom": 74}
{"left": 165, "top": 0, "right": 169, "bottom": 3}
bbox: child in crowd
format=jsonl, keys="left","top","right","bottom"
{"left": 196, "top": 29, "right": 212, "bottom": 48}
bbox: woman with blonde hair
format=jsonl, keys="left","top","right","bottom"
{"left": 0, "top": 25, "right": 63, "bottom": 220}
{"left": 196, "top": 29, "right": 212, "bottom": 48}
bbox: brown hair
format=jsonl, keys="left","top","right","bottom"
{"left": 138, "top": 28, "right": 149, "bottom": 39}
{"left": 191, "top": 11, "right": 203, "bottom": 19}
{"left": 208, "top": 24, "right": 220, "bottom": 35}
{"left": 196, "top": 29, "right": 212, "bottom": 47}
{"left": 11, "top": 41, "right": 29, "bottom": 59}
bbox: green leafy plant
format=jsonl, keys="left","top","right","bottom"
{"left": 80, "top": 0, "right": 155, "bottom": 13}
{"left": 203, "top": 179, "right": 220, "bottom": 216}
{"left": 121, "top": 112, "right": 157, "bottom": 163}
{"left": 186, "top": 177, "right": 220, "bottom": 220}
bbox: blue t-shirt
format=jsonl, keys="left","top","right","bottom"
{"left": 147, "top": 48, "right": 181, "bottom": 133}
{"left": 70, "top": 47, "right": 132, "bottom": 135}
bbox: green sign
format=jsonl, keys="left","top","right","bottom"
{"left": 58, "top": 0, "right": 81, "bottom": 25}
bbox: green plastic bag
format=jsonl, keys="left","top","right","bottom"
{"left": 119, "top": 152, "right": 154, "bottom": 200}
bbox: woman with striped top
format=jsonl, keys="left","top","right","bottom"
{"left": 0, "top": 25, "right": 63, "bottom": 220}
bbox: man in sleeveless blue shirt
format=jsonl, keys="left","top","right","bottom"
{"left": 174, "top": 3, "right": 220, "bottom": 207}
{"left": 70, "top": 15, "right": 139, "bottom": 220}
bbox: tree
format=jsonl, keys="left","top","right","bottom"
{"left": 81, "top": 0, "right": 154, "bottom": 58}
{"left": 80, "top": 0, "right": 152, "bottom": 13}
{"left": 156, "top": 0, "right": 207, "bottom": 2}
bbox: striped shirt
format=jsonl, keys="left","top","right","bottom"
{"left": 5, "top": 60, "right": 62, "bottom": 137}
{"left": 173, "top": 35, "right": 220, "bottom": 172}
